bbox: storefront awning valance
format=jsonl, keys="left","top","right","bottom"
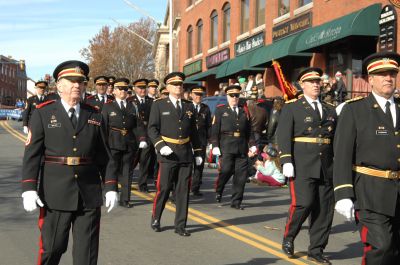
{"left": 294, "top": 3, "right": 381, "bottom": 52}
{"left": 185, "top": 67, "right": 219, "bottom": 82}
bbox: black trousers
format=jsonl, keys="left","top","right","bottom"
{"left": 357, "top": 201, "right": 400, "bottom": 265}
{"left": 137, "top": 144, "right": 156, "bottom": 190}
{"left": 110, "top": 148, "right": 135, "bottom": 202}
{"left": 283, "top": 177, "right": 334, "bottom": 255}
{"left": 191, "top": 149, "right": 206, "bottom": 192}
{"left": 215, "top": 153, "right": 248, "bottom": 206}
{"left": 37, "top": 206, "right": 101, "bottom": 265}
{"left": 152, "top": 162, "right": 192, "bottom": 229}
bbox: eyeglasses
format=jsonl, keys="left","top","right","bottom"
{"left": 229, "top": 93, "right": 240, "bottom": 98}
{"left": 116, "top": 87, "right": 129, "bottom": 91}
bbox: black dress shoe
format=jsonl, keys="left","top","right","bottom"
{"left": 307, "top": 253, "right": 331, "bottom": 264}
{"left": 174, "top": 228, "right": 191, "bottom": 237}
{"left": 215, "top": 193, "right": 222, "bottom": 203}
{"left": 119, "top": 201, "right": 134, "bottom": 208}
{"left": 151, "top": 220, "right": 161, "bottom": 232}
{"left": 192, "top": 191, "right": 203, "bottom": 197}
{"left": 281, "top": 239, "right": 294, "bottom": 258}
{"left": 230, "top": 204, "right": 244, "bottom": 210}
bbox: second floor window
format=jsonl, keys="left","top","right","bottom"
{"left": 197, "top": 20, "right": 203, "bottom": 54}
{"left": 187, "top": 26, "right": 193, "bottom": 58}
{"left": 223, "top": 3, "right": 231, "bottom": 42}
{"left": 279, "top": 0, "right": 290, "bottom": 16}
{"left": 255, "top": 0, "right": 265, "bottom": 27}
{"left": 210, "top": 10, "right": 218, "bottom": 48}
{"left": 240, "top": 0, "right": 250, "bottom": 34}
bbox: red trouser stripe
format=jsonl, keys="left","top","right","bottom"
{"left": 37, "top": 207, "right": 45, "bottom": 265}
{"left": 152, "top": 163, "right": 162, "bottom": 218}
{"left": 361, "top": 224, "right": 371, "bottom": 265}
{"left": 284, "top": 178, "right": 296, "bottom": 238}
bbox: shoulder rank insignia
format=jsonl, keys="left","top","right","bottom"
{"left": 285, "top": 98, "right": 297, "bottom": 104}
{"left": 345, "top": 96, "right": 364, "bottom": 104}
{"left": 36, "top": 100, "right": 56, "bottom": 109}
{"left": 324, "top": 101, "right": 335, "bottom": 107}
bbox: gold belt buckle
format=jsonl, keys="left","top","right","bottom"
{"left": 233, "top": 132, "right": 241, "bottom": 137}
{"left": 121, "top": 129, "right": 127, "bottom": 136}
{"left": 316, "top": 138, "right": 324, "bottom": 144}
{"left": 388, "top": 171, "right": 400, "bottom": 179}
{"left": 67, "top": 157, "right": 80, "bottom": 166}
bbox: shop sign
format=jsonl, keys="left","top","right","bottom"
{"left": 206, "top": 48, "right": 230, "bottom": 69}
{"left": 235, "top": 32, "right": 264, "bottom": 56}
{"left": 183, "top": 60, "right": 202, "bottom": 76}
{"left": 304, "top": 25, "right": 342, "bottom": 48}
{"left": 272, "top": 12, "right": 312, "bottom": 41}
{"left": 379, "top": 5, "right": 397, "bottom": 52}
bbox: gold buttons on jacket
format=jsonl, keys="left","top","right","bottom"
{"left": 73, "top": 148, "right": 77, "bottom": 152}
{"left": 74, "top": 174, "right": 78, "bottom": 179}
{"left": 72, "top": 135, "right": 76, "bottom": 139}
{"left": 397, "top": 144, "right": 400, "bottom": 148}
{"left": 396, "top": 131, "right": 399, "bottom": 135}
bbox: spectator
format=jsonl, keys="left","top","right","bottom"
{"left": 332, "top": 71, "right": 347, "bottom": 103}
{"left": 249, "top": 145, "right": 285, "bottom": 186}
{"left": 266, "top": 97, "right": 284, "bottom": 146}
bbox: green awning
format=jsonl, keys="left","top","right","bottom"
{"left": 294, "top": 3, "right": 381, "bottom": 52}
{"left": 249, "top": 34, "right": 300, "bottom": 67}
{"left": 216, "top": 48, "right": 263, "bottom": 79}
{"left": 185, "top": 67, "right": 219, "bottom": 82}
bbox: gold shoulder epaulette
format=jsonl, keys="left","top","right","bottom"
{"left": 324, "top": 101, "right": 335, "bottom": 107}
{"left": 285, "top": 98, "right": 297, "bottom": 104}
{"left": 345, "top": 96, "right": 364, "bottom": 104}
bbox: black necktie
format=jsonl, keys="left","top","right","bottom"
{"left": 176, "top": 100, "right": 181, "bottom": 116}
{"left": 69, "top": 108, "right": 77, "bottom": 129}
{"left": 194, "top": 104, "right": 199, "bottom": 114}
{"left": 385, "top": 101, "right": 393, "bottom": 125}
{"left": 233, "top": 107, "right": 238, "bottom": 117}
{"left": 120, "top": 101, "right": 126, "bottom": 111}
{"left": 100, "top": 96, "right": 104, "bottom": 104}
{"left": 312, "top": 101, "right": 321, "bottom": 120}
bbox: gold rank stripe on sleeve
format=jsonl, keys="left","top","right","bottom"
{"left": 154, "top": 139, "right": 164, "bottom": 147}
{"left": 333, "top": 184, "right": 354, "bottom": 192}
{"left": 193, "top": 148, "right": 202, "bottom": 151}
{"left": 280, "top": 154, "right": 292, "bottom": 158}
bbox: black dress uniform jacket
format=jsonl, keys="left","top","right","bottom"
{"left": 23, "top": 95, "right": 47, "bottom": 126}
{"left": 129, "top": 95, "right": 153, "bottom": 142}
{"left": 277, "top": 97, "right": 337, "bottom": 180}
{"left": 334, "top": 94, "right": 400, "bottom": 216}
{"left": 148, "top": 98, "right": 202, "bottom": 162}
{"left": 195, "top": 102, "right": 212, "bottom": 147}
{"left": 211, "top": 104, "right": 254, "bottom": 154}
{"left": 102, "top": 101, "right": 143, "bottom": 151}
{"left": 86, "top": 94, "right": 113, "bottom": 111}
{"left": 22, "top": 100, "right": 116, "bottom": 211}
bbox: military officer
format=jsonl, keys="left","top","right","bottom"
{"left": 129, "top": 78, "right": 155, "bottom": 192}
{"left": 102, "top": 78, "right": 145, "bottom": 208}
{"left": 21, "top": 60, "right": 118, "bottom": 265}
{"left": 159, "top": 85, "right": 169, "bottom": 98}
{"left": 189, "top": 85, "right": 211, "bottom": 196}
{"left": 334, "top": 51, "right": 400, "bottom": 265}
{"left": 277, "top": 67, "right": 336, "bottom": 264}
{"left": 148, "top": 72, "right": 202, "bottom": 236}
{"left": 211, "top": 85, "right": 256, "bottom": 210}
{"left": 107, "top": 76, "right": 116, "bottom": 100}
{"left": 86, "top": 76, "right": 113, "bottom": 111}
{"left": 148, "top": 79, "right": 159, "bottom": 99}
{"left": 23, "top": 81, "right": 48, "bottom": 134}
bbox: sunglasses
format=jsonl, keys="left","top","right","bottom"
{"left": 116, "top": 87, "right": 129, "bottom": 91}
{"left": 229, "top": 93, "right": 240, "bottom": 98}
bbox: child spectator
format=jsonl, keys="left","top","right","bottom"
{"left": 250, "top": 145, "right": 285, "bottom": 186}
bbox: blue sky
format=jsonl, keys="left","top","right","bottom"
{"left": 0, "top": 0, "right": 167, "bottom": 81}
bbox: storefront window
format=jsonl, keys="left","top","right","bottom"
{"left": 197, "top": 20, "right": 203, "bottom": 54}
{"left": 223, "top": 3, "right": 231, "bottom": 42}
{"left": 279, "top": 0, "right": 290, "bottom": 16}
{"left": 187, "top": 25, "right": 193, "bottom": 58}
{"left": 298, "top": 0, "right": 312, "bottom": 7}
{"left": 255, "top": 0, "right": 265, "bottom": 27}
{"left": 240, "top": 0, "right": 250, "bottom": 34}
{"left": 210, "top": 10, "right": 218, "bottom": 48}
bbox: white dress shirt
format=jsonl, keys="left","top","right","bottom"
{"left": 303, "top": 94, "right": 322, "bottom": 118}
{"left": 61, "top": 99, "right": 80, "bottom": 119}
{"left": 372, "top": 91, "right": 396, "bottom": 127}
{"left": 169, "top": 95, "right": 182, "bottom": 109}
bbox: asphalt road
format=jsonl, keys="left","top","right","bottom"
{"left": 0, "top": 120, "right": 362, "bottom": 265}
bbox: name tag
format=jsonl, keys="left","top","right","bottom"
{"left": 376, "top": 130, "right": 388, "bottom": 135}
{"left": 88, "top": 119, "right": 101, "bottom": 126}
{"left": 222, "top": 112, "right": 229, "bottom": 117}
{"left": 48, "top": 123, "right": 61, "bottom": 128}
{"left": 162, "top": 112, "right": 170, "bottom": 115}
{"left": 304, "top": 117, "right": 313, "bottom": 123}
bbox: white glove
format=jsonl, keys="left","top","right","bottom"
{"left": 212, "top": 147, "right": 221, "bottom": 156}
{"left": 160, "top": 146, "right": 173, "bottom": 156}
{"left": 22, "top": 191, "right": 44, "bottom": 212}
{"left": 335, "top": 198, "right": 355, "bottom": 221}
{"left": 105, "top": 191, "right": 118, "bottom": 213}
{"left": 23, "top": 126, "right": 29, "bottom": 134}
{"left": 195, "top": 156, "right": 203, "bottom": 166}
{"left": 249, "top": 146, "right": 257, "bottom": 153}
{"left": 282, "top": 163, "right": 294, "bottom": 178}
{"left": 138, "top": 141, "right": 148, "bottom": 149}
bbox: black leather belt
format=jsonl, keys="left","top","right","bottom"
{"left": 44, "top": 156, "right": 93, "bottom": 166}
{"left": 223, "top": 132, "right": 241, "bottom": 137}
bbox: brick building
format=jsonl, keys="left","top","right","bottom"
{"left": 0, "top": 55, "right": 27, "bottom": 106}
{"left": 175, "top": 0, "right": 400, "bottom": 97}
